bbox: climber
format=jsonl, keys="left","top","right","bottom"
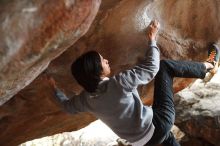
{"left": 48, "top": 20, "right": 220, "bottom": 146}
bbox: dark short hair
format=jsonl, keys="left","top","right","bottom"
{"left": 71, "top": 51, "right": 103, "bottom": 93}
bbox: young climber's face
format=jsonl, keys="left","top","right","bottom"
{"left": 99, "top": 54, "right": 111, "bottom": 78}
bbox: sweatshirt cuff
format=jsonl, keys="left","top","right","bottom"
{"left": 149, "top": 40, "right": 157, "bottom": 47}
{"left": 54, "top": 88, "right": 69, "bottom": 101}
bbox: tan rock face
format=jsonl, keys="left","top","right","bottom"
{"left": 0, "top": 0, "right": 220, "bottom": 146}
{"left": 0, "top": 0, "right": 101, "bottom": 105}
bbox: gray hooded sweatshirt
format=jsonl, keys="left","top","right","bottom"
{"left": 54, "top": 41, "right": 160, "bottom": 145}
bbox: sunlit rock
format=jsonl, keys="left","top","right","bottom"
{"left": 20, "top": 120, "right": 119, "bottom": 146}
{"left": 175, "top": 69, "right": 220, "bottom": 146}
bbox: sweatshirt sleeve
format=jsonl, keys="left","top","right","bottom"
{"left": 115, "top": 40, "right": 160, "bottom": 91}
{"left": 53, "top": 88, "right": 86, "bottom": 114}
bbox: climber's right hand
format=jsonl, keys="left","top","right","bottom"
{"left": 146, "top": 20, "right": 160, "bottom": 41}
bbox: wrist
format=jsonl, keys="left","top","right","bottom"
{"left": 149, "top": 40, "right": 157, "bottom": 46}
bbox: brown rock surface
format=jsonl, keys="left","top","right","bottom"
{"left": 0, "top": 0, "right": 100, "bottom": 145}
{"left": 0, "top": 0, "right": 101, "bottom": 105}
{"left": 1, "top": 0, "right": 220, "bottom": 145}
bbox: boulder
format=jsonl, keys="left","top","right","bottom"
{"left": 0, "top": 0, "right": 100, "bottom": 145}
{"left": 0, "top": 0, "right": 101, "bottom": 105}
{"left": 175, "top": 72, "right": 220, "bottom": 146}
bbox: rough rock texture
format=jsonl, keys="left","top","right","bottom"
{"left": 1, "top": 0, "right": 220, "bottom": 146}
{"left": 20, "top": 120, "right": 119, "bottom": 146}
{"left": 0, "top": 0, "right": 101, "bottom": 145}
{"left": 0, "top": 0, "right": 101, "bottom": 105}
{"left": 175, "top": 71, "right": 220, "bottom": 146}
{"left": 20, "top": 121, "right": 183, "bottom": 146}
